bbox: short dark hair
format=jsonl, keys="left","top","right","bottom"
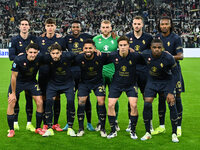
{"left": 117, "top": 35, "right": 129, "bottom": 44}
{"left": 133, "top": 15, "right": 144, "bottom": 24}
{"left": 157, "top": 16, "right": 174, "bottom": 33}
{"left": 72, "top": 20, "right": 81, "bottom": 25}
{"left": 49, "top": 43, "right": 62, "bottom": 52}
{"left": 19, "top": 18, "right": 30, "bottom": 25}
{"left": 45, "top": 18, "right": 56, "bottom": 25}
{"left": 151, "top": 39, "right": 163, "bottom": 46}
{"left": 83, "top": 39, "right": 95, "bottom": 46}
{"left": 26, "top": 43, "right": 39, "bottom": 51}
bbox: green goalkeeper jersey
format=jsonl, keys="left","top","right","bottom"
{"left": 93, "top": 34, "right": 118, "bottom": 74}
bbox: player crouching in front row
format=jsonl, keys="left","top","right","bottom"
{"left": 141, "top": 39, "right": 179, "bottom": 143}
{"left": 7, "top": 43, "right": 44, "bottom": 137}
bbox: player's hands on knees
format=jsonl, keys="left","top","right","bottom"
{"left": 167, "top": 93, "right": 175, "bottom": 106}
{"left": 8, "top": 93, "right": 16, "bottom": 104}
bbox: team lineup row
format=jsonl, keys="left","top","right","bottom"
{"left": 7, "top": 16, "right": 184, "bottom": 143}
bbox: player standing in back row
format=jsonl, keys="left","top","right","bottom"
{"left": 93, "top": 20, "right": 120, "bottom": 131}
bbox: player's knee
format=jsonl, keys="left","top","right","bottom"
{"left": 78, "top": 99, "right": 86, "bottom": 105}
{"left": 36, "top": 98, "right": 43, "bottom": 107}
{"left": 108, "top": 102, "right": 115, "bottom": 110}
{"left": 130, "top": 103, "right": 137, "bottom": 110}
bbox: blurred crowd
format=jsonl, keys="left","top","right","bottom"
{"left": 0, "top": 0, "right": 199, "bottom": 48}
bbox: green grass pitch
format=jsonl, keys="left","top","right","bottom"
{"left": 0, "top": 58, "right": 200, "bottom": 150}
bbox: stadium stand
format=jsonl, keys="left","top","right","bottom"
{"left": 0, "top": 0, "right": 199, "bottom": 48}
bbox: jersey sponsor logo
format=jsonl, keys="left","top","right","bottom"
{"left": 151, "top": 66, "right": 157, "bottom": 72}
{"left": 134, "top": 45, "right": 140, "bottom": 51}
{"left": 13, "top": 63, "right": 16, "bottom": 68}
{"left": 103, "top": 45, "right": 109, "bottom": 51}
{"left": 121, "top": 66, "right": 127, "bottom": 72}
{"left": 88, "top": 67, "right": 94, "bottom": 72}
{"left": 73, "top": 42, "right": 79, "bottom": 48}
{"left": 119, "top": 65, "right": 129, "bottom": 76}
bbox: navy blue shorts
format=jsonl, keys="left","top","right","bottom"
{"left": 109, "top": 84, "right": 138, "bottom": 98}
{"left": 46, "top": 82, "right": 75, "bottom": 101}
{"left": 136, "top": 71, "right": 148, "bottom": 94}
{"left": 78, "top": 82, "right": 105, "bottom": 97}
{"left": 8, "top": 81, "right": 41, "bottom": 97}
{"left": 144, "top": 81, "right": 175, "bottom": 98}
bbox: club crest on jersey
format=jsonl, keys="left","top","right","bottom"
{"left": 64, "top": 62, "right": 67, "bottom": 65}
{"left": 81, "top": 61, "right": 85, "bottom": 65}
{"left": 142, "top": 40, "right": 145, "bottom": 45}
{"left": 95, "top": 61, "right": 99, "bottom": 65}
{"left": 160, "top": 63, "right": 163, "bottom": 68}
{"left": 111, "top": 40, "right": 114, "bottom": 44}
{"left": 129, "top": 60, "right": 132, "bottom": 65}
{"left": 36, "top": 62, "right": 39, "bottom": 66}
{"left": 147, "top": 58, "right": 151, "bottom": 64}
{"left": 57, "top": 67, "right": 62, "bottom": 72}
{"left": 24, "top": 63, "right": 26, "bottom": 66}
{"left": 19, "top": 41, "right": 23, "bottom": 47}
{"left": 30, "top": 40, "right": 34, "bottom": 43}
{"left": 167, "top": 41, "right": 170, "bottom": 46}
{"left": 80, "top": 38, "right": 83, "bottom": 42}
{"left": 42, "top": 40, "right": 45, "bottom": 45}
